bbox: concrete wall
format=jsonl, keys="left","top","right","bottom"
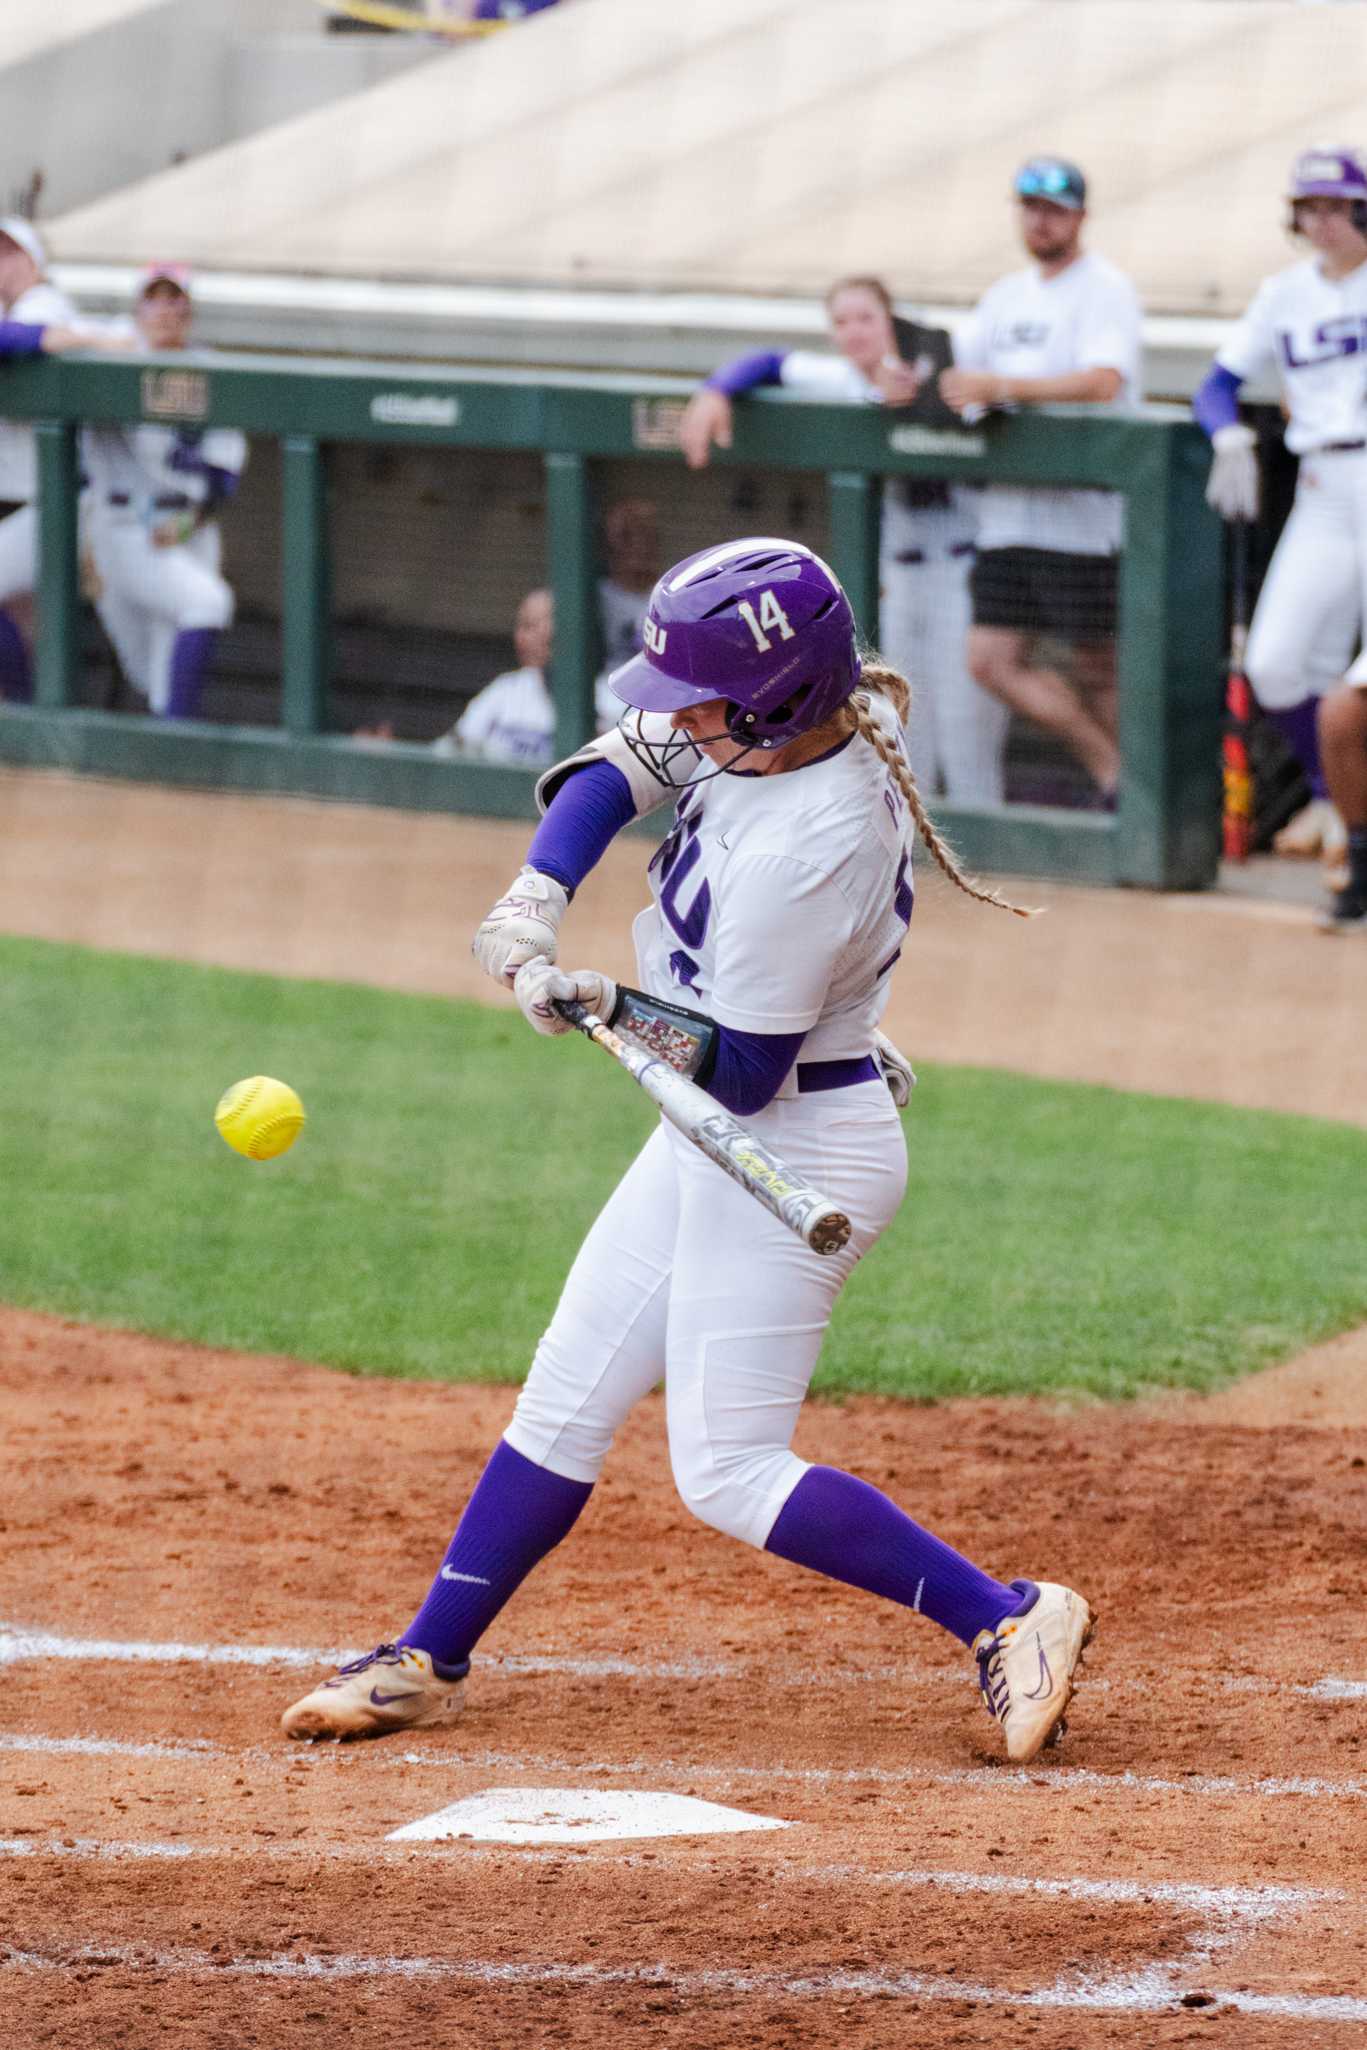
{"left": 0, "top": 0, "right": 435, "bottom": 221}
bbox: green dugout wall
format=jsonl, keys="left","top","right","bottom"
{"left": 0, "top": 353, "right": 1223, "bottom": 888}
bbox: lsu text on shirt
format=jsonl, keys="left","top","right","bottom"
{"left": 953, "top": 251, "right": 1142, "bottom": 556}
{"left": 633, "top": 695, "right": 916, "bottom": 1082}
{"left": 1217, "top": 256, "right": 1367, "bottom": 454}
{"left": 778, "top": 350, "right": 977, "bottom": 559}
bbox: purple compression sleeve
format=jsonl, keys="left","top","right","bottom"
{"left": 1193, "top": 364, "right": 1243, "bottom": 438}
{"left": 0, "top": 322, "right": 47, "bottom": 360}
{"left": 526, "top": 758, "right": 636, "bottom": 895}
{"left": 704, "top": 350, "right": 787, "bottom": 398}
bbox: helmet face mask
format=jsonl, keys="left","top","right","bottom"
{"left": 610, "top": 538, "right": 860, "bottom": 779}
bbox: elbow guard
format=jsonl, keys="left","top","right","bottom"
{"left": 535, "top": 713, "right": 686, "bottom": 819}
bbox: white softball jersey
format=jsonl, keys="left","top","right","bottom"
{"left": 632, "top": 694, "right": 917, "bottom": 1078}
{"left": 953, "top": 251, "right": 1143, "bottom": 555}
{"left": 82, "top": 419, "right": 248, "bottom": 517}
{"left": 1217, "top": 256, "right": 1367, "bottom": 453}
{"left": 436, "top": 665, "right": 617, "bottom": 766}
{"left": 0, "top": 281, "right": 77, "bottom": 503}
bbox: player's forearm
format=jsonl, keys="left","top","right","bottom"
{"left": 1193, "top": 364, "right": 1244, "bottom": 438}
{"left": 0, "top": 320, "right": 48, "bottom": 360}
{"left": 525, "top": 758, "right": 636, "bottom": 894}
{"left": 993, "top": 367, "right": 1124, "bottom": 405}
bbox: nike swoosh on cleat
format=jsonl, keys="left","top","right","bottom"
{"left": 440, "top": 1566, "right": 492, "bottom": 1585}
{"left": 1022, "top": 1639, "right": 1054, "bottom": 1700}
{"left": 369, "top": 1688, "right": 419, "bottom": 1707}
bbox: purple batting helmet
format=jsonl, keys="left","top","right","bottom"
{"left": 609, "top": 538, "right": 859, "bottom": 765}
{"left": 1287, "top": 146, "right": 1367, "bottom": 231}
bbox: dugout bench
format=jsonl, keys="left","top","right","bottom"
{"left": 0, "top": 352, "right": 1223, "bottom": 888}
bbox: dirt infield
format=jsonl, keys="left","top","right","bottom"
{"left": 3, "top": 768, "right": 1367, "bottom": 2045}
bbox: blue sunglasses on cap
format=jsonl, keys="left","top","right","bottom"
{"left": 1014, "top": 158, "right": 1086, "bottom": 208}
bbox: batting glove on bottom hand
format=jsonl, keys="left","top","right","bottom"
{"left": 514, "top": 960, "right": 618, "bottom": 1038}
{"left": 472, "top": 866, "right": 569, "bottom": 987}
{"left": 874, "top": 1029, "right": 916, "bottom": 1108}
{"left": 1206, "top": 423, "right": 1259, "bottom": 522}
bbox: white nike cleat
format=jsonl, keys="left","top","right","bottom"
{"left": 972, "top": 1580, "right": 1095, "bottom": 1764}
{"left": 281, "top": 1642, "right": 467, "bottom": 1742}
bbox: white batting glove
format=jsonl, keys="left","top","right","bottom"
{"left": 514, "top": 960, "right": 617, "bottom": 1038}
{"left": 1206, "top": 424, "right": 1259, "bottom": 522}
{"left": 472, "top": 866, "right": 569, "bottom": 987}
{"left": 874, "top": 1029, "right": 917, "bottom": 1108}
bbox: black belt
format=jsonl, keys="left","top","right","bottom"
{"left": 1314, "top": 441, "right": 1366, "bottom": 454}
{"left": 796, "top": 1055, "right": 880, "bottom": 1093}
{"left": 892, "top": 541, "right": 976, "bottom": 566}
{"left": 106, "top": 491, "right": 194, "bottom": 508}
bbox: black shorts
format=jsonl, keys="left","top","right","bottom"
{"left": 970, "top": 546, "right": 1118, "bottom": 641}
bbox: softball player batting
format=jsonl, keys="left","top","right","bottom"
{"left": 1194, "top": 146, "right": 1367, "bottom": 865}
{"left": 283, "top": 538, "right": 1095, "bottom": 1766}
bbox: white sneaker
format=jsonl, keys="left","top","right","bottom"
{"left": 972, "top": 1581, "right": 1095, "bottom": 1763}
{"left": 281, "top": 1642, "right": 467, "bottom": 1742}
{"left": 1274, "top": 798, "right": 1340, "bottom": 859}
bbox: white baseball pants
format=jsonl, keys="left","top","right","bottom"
{"left": 506, "top": 1084, "right": 907, "bottom": 1549}
{"left": 90, "top": 514, "right": 233, "bottom": 714}
{"left": 0, "top": 502, "right": 37, "bottom": 604}
{"left": 1245, "top": 449, "right": 1367, "bottom": 710}
{"left": 879, "top": 549, "right": 1009, "bottom": 805}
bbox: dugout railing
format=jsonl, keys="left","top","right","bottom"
{"left": 0, "top": 352, "right": 1223, "bottom": 887}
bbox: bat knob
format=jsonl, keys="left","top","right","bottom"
{"left": 808, "top": 1208, "right": 852, "bottom": 1256}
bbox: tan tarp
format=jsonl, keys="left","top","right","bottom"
{"left": 46, "top": 0, "right": 1367, "bottom": 316}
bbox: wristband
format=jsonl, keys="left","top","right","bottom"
{"left": 608, "top": 985, "right": 719, "bottom": 1082}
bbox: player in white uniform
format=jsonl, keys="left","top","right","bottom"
{"left": 1195, "top": 146, "right": 1367, "bottom": 870}
{"left": 83, "top": 266, "right": 246, "bottom": 720}
{"left": 679, "top": 278, "right": 1005, "bottom": 806}
{"left": 940, "top": 158, "right": 1142, "bottom": 806}
{"left": 431, "top": 588, "right": 619, "bottom": 764}
{"left": 281, "top": 538, "right": 1095, "bottom": 1767}
{"left": 0, "top": 217, "right": 109, "bottom": 702}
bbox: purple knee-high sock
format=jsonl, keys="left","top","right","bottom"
{"left": 0, "top": 608, "right": 32, "bottom": 702}
{"left": 403, "top": 1439, "right": 592, "bottom": 1673}
{"left": 165, "top": 628, "right": 217, "bottom": 719}
{"left": 1268, "top": 697, "right": 1326, "bottom": 798}
{"left": 765, "top": 1465, "right": 1018, "bottom": 1647}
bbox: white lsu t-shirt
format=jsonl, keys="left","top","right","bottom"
{"left": 0, "top": 281, "right": 78, "bottom": 502}
{"left": 436, "top": 665, "right": 617, "bottom": 767}
{"left": 778, "top": 350, "right": 977, "bottom": 559}
{"left": 953, "top": 251, "right": 1142, "bottom": 556}
{"left": 1217, "top": 256, "right": 1367, "bottom": 454}
{"left": 632, "top": 695, "right": 916, "bottom": 1077}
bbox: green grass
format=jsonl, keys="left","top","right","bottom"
{"left": 2, "top": 933, "right": 1364, "bottom": 1401}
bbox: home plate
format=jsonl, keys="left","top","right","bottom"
{"left": 387, "top": 1787, "right": 791, "bottom": 1845}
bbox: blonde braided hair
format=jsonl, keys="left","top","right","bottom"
{"left": 840, "top": 656, "right": 1037, "bottom": 919}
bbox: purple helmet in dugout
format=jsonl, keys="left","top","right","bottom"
{"left": 609, "top": 538, "right": 860, "bottom": 749}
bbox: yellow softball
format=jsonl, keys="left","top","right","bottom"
{"left": 214, "top": 1076, "right": 306, "bottom": 1161}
